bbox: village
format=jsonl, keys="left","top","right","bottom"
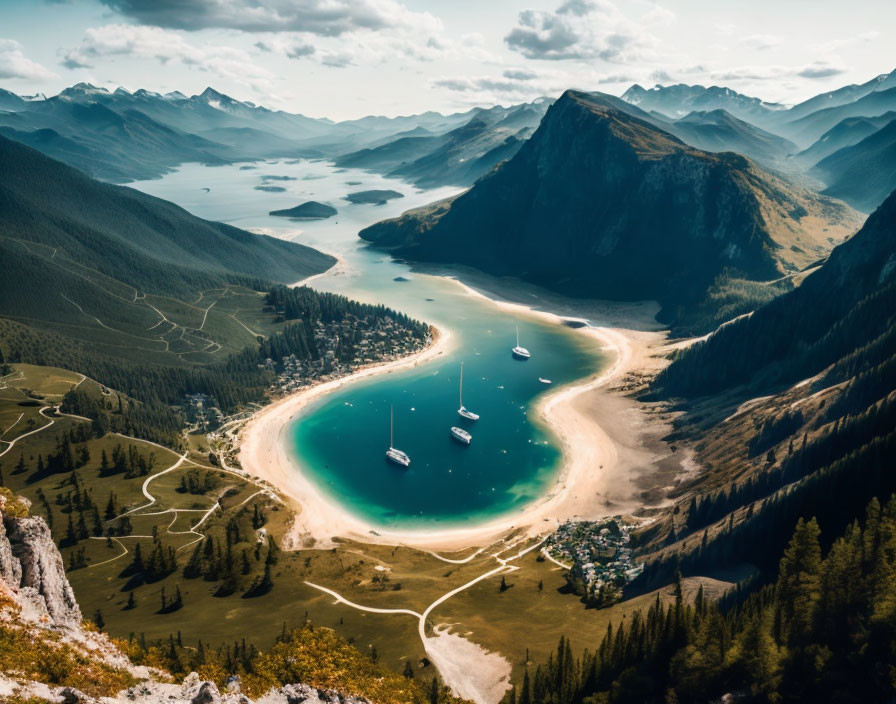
{"left": 544, "top": 517, "right": 644, "bottom": 606}
{"left": 265, "top": 316, "right": 430, "bottom": 395}
{"left": 188, "top": 314, "right": 431, "bottom": 471}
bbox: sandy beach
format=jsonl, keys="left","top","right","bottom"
{"left": 238, "top": 266, "right": 687, "bottom": 552}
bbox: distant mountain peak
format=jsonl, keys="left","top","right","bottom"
{"left": 59, "top": 82, "right": 109, "bottom": 99}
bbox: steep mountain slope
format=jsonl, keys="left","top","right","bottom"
{"left": 336, "top": 100, "right": 551, "bottom": 187}
{"left": 671, "top": 109, "right": 797, "bottom": 168}
{"left": 0, "top": 87, "right": 26, "bottom": 111}
{"left": 784, "top": 67, "right": 896, "bottom": 120}
{"left": 360, "top": 90, "right": 860, "bottom": 331}
{"left": 783, "top": 86, "right": 896, "bottom": 146}
{"left": 811, "top": 118, "right": 896, "bottom": 212}
{"left": 0, "top": 135, "right": 334, "bottom": 371}
{"left": 792, "top": 111, "right": 896, "bottom": 166}
{"left": 656, "top": 187, "right": 896, "bottom": 397}
{"left": 634, "top": 191, "right": 896, "bottom": 657}
{"left": 0, "top": 135, "right": 332, "bottom": 294}
{"left": 622, "top": 83, "right": 784, "bottom": 126}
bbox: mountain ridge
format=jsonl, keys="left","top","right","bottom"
{"left": 360, "top": 89, "right": 861, "bottom": 332}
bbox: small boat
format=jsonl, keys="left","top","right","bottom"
{"left": 385, "top": 405, "right": 410, "bottom": 467}
{"left": 450, "top": 426, "right": 472, "bottom": 445}
{"left": 512, "top": 325, "right": 531, "bottom": 360}
{"left": 457, "top": 362, "right": 479, "bottom": 421}
{"left": 539, "top": 378, "right": 552, "bottom": 384}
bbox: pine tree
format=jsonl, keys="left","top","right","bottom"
{"left": 429, "top": 677, "right": 439, "bottom": 704}
{"left": 403, "top": 661, "right": 414, "bottom": 679}
{"left": 62, "top": 513, "right": 77, "bottom": 547}
{"left": 93, "top": 609, "right": 105, "bottom": 631}
{"left": 104, "top": 491, "right": 117, "bottom": 520}
{"left": 775, "top": 517, "right": 822, "bottom": 645}
{"left": 125, "top": 591, "right": 136, "bottom": 610}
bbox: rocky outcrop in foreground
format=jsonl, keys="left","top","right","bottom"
{"left": 0, "top": 492, "right": 81, "bottom": 629}
{"left": 0, "top": 493, "right": 370, "bottom": 704}
{"left": 0, "top": 671, "right": 370, "bottom": 704}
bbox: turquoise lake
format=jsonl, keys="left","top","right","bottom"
{"left": 133, "top": 160, "right": 603, "bottom": 530}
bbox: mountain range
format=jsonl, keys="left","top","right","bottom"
{"left": 3, "top": 71, "right": 896, "bottom": 212}
{"left": 811, "top": 117, "right": 896, "bottom": 212}
{"left": 360, "top": 89, "right": 861, "bottom": 332}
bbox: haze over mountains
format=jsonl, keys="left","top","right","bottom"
{"left": 1, "top": 68, "right": 895, "bottom": 209}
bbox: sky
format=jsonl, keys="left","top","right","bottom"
{"left": 0, "top": 0, "right": 893, "bottom": 120}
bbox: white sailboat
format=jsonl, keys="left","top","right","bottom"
{"left": 457, "top": 362, "right": 480, "bottom": 421}
{"left": 512, "top": 325, "right": 531, "bottom": 359}
{"left": 450, "top": 426, "right": 472, "bottom": 445}
{"left": 385, "top": 405, "right": 410, "bottom": 467}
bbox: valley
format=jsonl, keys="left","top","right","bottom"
{"left": 0, "top": 39, "right": 895, "bottom": 704}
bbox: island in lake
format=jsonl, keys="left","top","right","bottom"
{"left": 270, "top": 201, "right": 338, "bottom": 220}
{"left": 255, "top": 185, "right": 286, "bottom": 192}
{"left": 345, "top": 189, "right": 404, "bottom": 205}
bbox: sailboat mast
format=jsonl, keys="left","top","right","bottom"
{"left": 516, "top": 325, "right": 520, "bottom": 347}
{"left": 390, "top": 405, "right": 394, "bottom": 448}
{"left": 460, "top": 362, "right": 464, "bottom": 406}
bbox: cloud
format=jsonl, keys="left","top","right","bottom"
{"left": 797, "top": 61, "right": 847, "bottom": 79}
{"left": 504, "top": 0, "right": 659, "bottom": 62}
{"left": 708, "top": 59, "right": 847, "bottom": 83}
{"left": 431, "top": 64, "right": 637, "bottom": 106}
{"left": 816, "top": 30, "right": 880, "bottom": 53}
{"left": 99, "top": 0, "right": 440, "bottom": 37}
{"left": 503, "top": 68, "right": 538, "bottom": 81}
{"left": 255, "top": 38, "right": 315, "bottom": 59}
{"left": 0, "top": 39, "right": 57, "bottom": 80}
{"left": 61, "top": 25, "right": 273, "bottom": 87}
{"left": 740, "top": 34, "right": 782, "bottom": 51}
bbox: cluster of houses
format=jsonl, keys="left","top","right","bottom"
{"left": 545, "top": 518, "right": 644, "bottom": 605}
{"left": 267, "top": 316, "right": 429, "bottom": 394}
{"left": 184, "top": 392, "right": 224, "bottom": 431}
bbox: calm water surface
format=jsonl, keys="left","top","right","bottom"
{"left": 133, "top": 160, "right": 603, "bottom": 529}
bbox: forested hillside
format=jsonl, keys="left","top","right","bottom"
{"left": 0, "top": 139, "right": 429, "bottom": 447}
{"left": 504, "top": 496, "right": 896, "bottom": 703}
{"left": 573, "top": 188, "right": 896, "bottom": 703}
{"left": 655, "top": 187, "right": 896, "bottom": 397}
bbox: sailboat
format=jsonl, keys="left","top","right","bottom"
{"left": 512, "top": 325, "right": 531, "bottom": 359}
{"left": 385, "top": 405, "right": 410, "bottom": 467}
{"left": 450, "top": 426, "right": 472, "bottom": 445}
{"left": 457, "top": 362, "right": 480, "bottom": 421}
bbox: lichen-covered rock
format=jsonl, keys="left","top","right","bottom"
{"left": 4, "top": 514, "right": 81, "bottom": 628}
{"left": 0, "top": 512, "right": 23, "bottom": 588}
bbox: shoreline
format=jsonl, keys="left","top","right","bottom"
{"left": 238, "top": 267, "right": 681, "bottom": 552}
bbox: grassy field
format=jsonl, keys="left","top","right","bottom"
{"left": 0, "top": 363, "right": 725, "bottom": 689}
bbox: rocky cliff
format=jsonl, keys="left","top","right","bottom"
{"left": 0, "top": 490, "right": 81, "bottom": 629}
{"left": 360, "top": 90, "right": 861, "bottom": 330}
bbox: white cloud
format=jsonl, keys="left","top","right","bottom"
{"left": 740, "top": 34, "right": 782, "bottom": 51}
{"left": 709, "top": 59, "right": 847, "bottom": 83}
{"left": 816, "top": 30, "right": 880, "bottom": 53}
{"left": 100, "top": 0, "right": 441, "bottom": 37}
{"left": 0, "top": 39, "right": 56, "bottom": 81}
{"left": 61, "top": 25, "right": 274, "bottom": 91}
{"left": 504, "top": 0, "right": 660, "bottom": 63}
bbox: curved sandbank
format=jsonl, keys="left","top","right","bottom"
{"left": 238, "top": 268, "right": 672, "bottom": 552}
